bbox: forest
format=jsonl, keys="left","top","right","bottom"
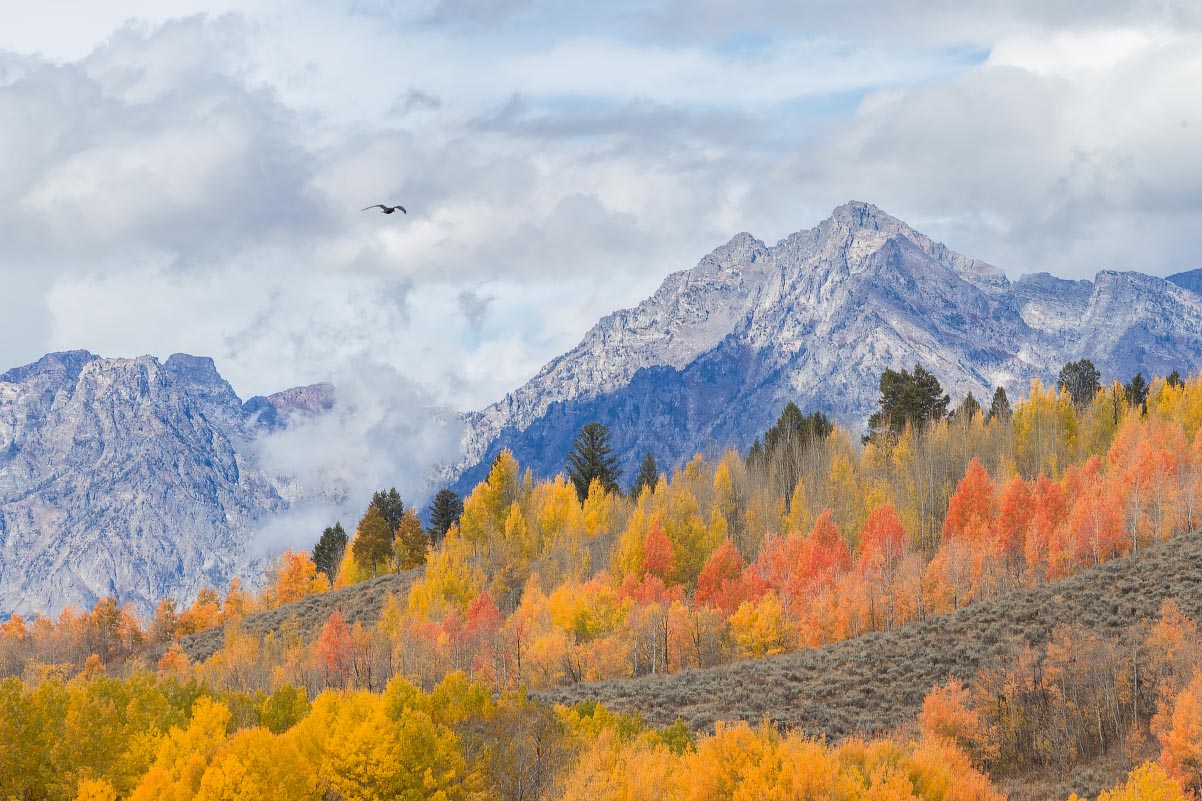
{"left": 5, "top": 365, "right": 1202, "bottom": 799}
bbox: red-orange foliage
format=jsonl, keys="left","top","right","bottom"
{"left": 643, "top": 524, "right": 676, "bottom": 583}
{"left": 755, "top": 510, "right": 850, "bottom": 618}
{"left": 992, "top": 475, "right": 1031, "bottom": 562}
{"left": 695, "top": 540, "right": 753, "bottom": 617}
{"left": 315, "top": 610, "right": 354, "bottom": 687}
{"left": 919, "top": 678, "right": 995, "bottom": 764}
{"left": 1154, "top": 671, "right": 1202, "bottom": 795}
{"left": 943, "top": 458, "right": 995, "bottom": 541}
{"left": 857, "top": 503, "right": 907, "bottom": 573}
{"left": 1053, "top": 457, "right": 1125, "bottom": 577}
{"left": 1025, "top": 474, "right": 1068, "bottom": 575}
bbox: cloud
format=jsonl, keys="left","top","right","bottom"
{"left": 457, "top": 287, "right": 494, "bottom": 334}
{"left": 2, "top": 2, "right": 1202, "bottom": 530}
{"left": 390, "top": 88, "right": 442, "bottom": 116}
{"left": 775, "top": 25, "right": 1202, "bottom": 278}
{"left": 349, "top": 0, "right": 537, "bottom": 27}
{"left": 635, "top": 0, "right": 1202, "bottom": 47}
{"left": 250, "top": 358, "right": 464, "bottom": 554}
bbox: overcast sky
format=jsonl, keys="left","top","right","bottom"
{"left": 3, "top": 0, "right": 1201, "bottom": 414}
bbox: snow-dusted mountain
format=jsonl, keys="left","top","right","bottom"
{"left": 455, "top": 201, "right": 1202, "bottom": 490}
{"left": 0, "top": 351, "right": 332, "bottom": 616}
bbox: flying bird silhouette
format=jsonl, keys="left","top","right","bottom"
{"left": 362, "top": 204, "right": 407, "bottom": 215}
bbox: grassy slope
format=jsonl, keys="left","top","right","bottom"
{"left": 178, "top": 567, "right": 423, "bottom": 662}
{"left": 537, "top": 533, "right": 1202, "bottom": 742}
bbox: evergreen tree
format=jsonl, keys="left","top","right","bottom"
{"left": 1168, "top": 369, "right": 1185, "bottom": 388}
{"left": 351, "top": 505, "right": 394, "bottom": 576}
{"left": 986, "top": 387, "right": 1012, "bottom": 423}
{"left": 369, "top": 488, "right": 406, "bottom": 532}
{"left": 565, "top": 422, "right": 621, "bottom": 502}
{"left": 761, "top": 402, "right": 832, "bottom": 456}
{"left": 312, "top": 522, "right": 348, "bottom": 581}
{"left": 950, "top": 392, "right": 982, "bottom": 422}
{"left": 1125, "top": 372, "right": 1149, "bottom": 411}
{"left": 426, "top": 488, "right": 463, "bottom": 546}
{"left": 395, "top": 509, "right": 429, "bottom": 570}
{"left": 1057, "top": 359, "right": 1101, "bottom": 407}
{"left": 629, "top": 451, "right": 660, "bottom": 497}
{"left": 867, "top": 364, "right": 950, "bottom": 438}
{"left": 748, "top": 403, "right": 833, "bottom": 506}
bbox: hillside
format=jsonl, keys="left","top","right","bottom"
{"left": 455, "top": 201, "right": 1202, "bottom": 491}
{"left": 536, "top": 531, "right": 1202, "bottom": 739}
{"left": 179, "top": 566, "right": 423, "bottom": 662}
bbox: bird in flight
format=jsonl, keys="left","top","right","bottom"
{"left": 362, "top": 204, "right": 407, "bottom": 215}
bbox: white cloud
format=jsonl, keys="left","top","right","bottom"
{"left": 2, "top": 2, "right": 1202, "bottom": 534}
{"left": 780, "top": 24, "right": 1202, "bottom": 278}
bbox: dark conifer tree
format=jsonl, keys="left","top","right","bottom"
{"left": 565, "top": 422, "right": 621, "bottom": 502}
{"left": 1167, "top": 369, "right": 1184, "bottom": 388}
{"left": 951, "top": 392, "right": 982, "bottom": 422}
{"left": 369, "top": 488, "right": 406, "bottom": 532}
{"left": 312, "top": 522, "right": 348, "bottom": 581}
{"left": 426, "top": 488, "right": 463, "bottom": 546}
{"left": 748, "top": 402, "right": 833, "bottom": 504}
{"left": 1125, "top": 372, "right": 1149, "bottom": 411}
{"left": 1057, "top": 359, "right": 1101, "bottom": 407}
{"left": 629, "top": 451, "right": 660, "bottom": 498}
{"left": 986, "top": 387, "right": 1012, "bottom": 423}
{"left": 867, "top": 364, "right": 950, "bottom": 438}
{"left": 352, "top": 505, "right": 394, "bottom": 576}
{"left": 761, "top": 402, "right": 832, "bottom": 455}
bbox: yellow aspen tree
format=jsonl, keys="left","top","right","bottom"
{"left": 195, "top": 728, "right": 320, "bottom": 801}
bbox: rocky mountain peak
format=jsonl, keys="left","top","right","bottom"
{"left": 0, "top": 349, "right": 99, "bottom": 386}
{"left": 0, "top": 352, "right": 328, "bottom": 616}
{"left": 453, "top": 203, "right": 1202, "bottom": 494}
{"left": 827, "top": 199, "right": 907, "bottom": 233}
{"left": 1168, "top": 268, "right": 1202, "bottom": 295}
{"left": 693, "top": 232, "right": 769, "bottom": 276}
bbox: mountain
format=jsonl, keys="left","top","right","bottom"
{"left": 1168, "top": 267, "right": 1202, "bottom": 296}
{"left": 0, "top": 351, "right": 333, "bottom": 616}
{"left": 455, "top": 201, "right": 1202, "bottom": 489}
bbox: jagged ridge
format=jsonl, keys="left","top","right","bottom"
{"left": 0, "top": 351, "right": 333, "bottom": 616}
{"left": 455, "top": 202, "right": 1202, "bottom": 489}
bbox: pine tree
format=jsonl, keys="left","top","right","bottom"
{"left": 1057, "top": 359, "right": 1101, "bottom": 407}
{"left": 369, "top": 488, "right": 406, "bottom": 532}
{"left": 426, "top": 488, "right": 463, "bottom": 546}
{"left": 352, "top": 505, "right": 394, "bottom": 576}
{"left": 565, "top": 422, "right": 620, "bottom": 502}
{"left": 951, "top": 392, "right": 982, "bottom": 422}
{"left": 867, "top": 364, "right": 950, "bottom": 437}
{"left": 629, "top": 451, "right": 659, "bottom": 497}
{"left": 1125, "top": 372, "right": 1149, "bottom": 411}
{"left": 986, "top": 387, "right": 1012, "bottom": 423}
{"left": 1167, "top": 369, "right": 1184, "bottom": 388}
{"left": 312, "top": 522, "right": 348, "bottom": 581}
{"left": 761, "top": 402, "right": 832, "bottom": 455}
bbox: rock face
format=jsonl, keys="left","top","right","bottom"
{"left": 0, "top": 351, "right": 333, "bottom": 616}
{"left": 455, "top": 201, "right": 1202, "bottom": 491}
